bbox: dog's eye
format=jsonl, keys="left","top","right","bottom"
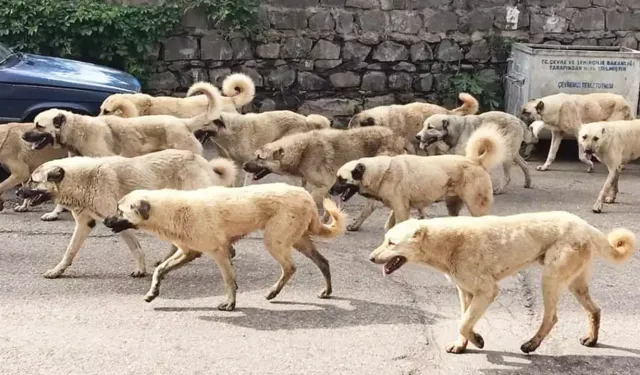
{"left": 427, "top": 125, "right": 432, "bottom": 129}
{"left": 582, "top": 135, "right": 587, "bottom": 140}
{"left": 593, "top": 136, "right": 599, "bottom": 142}
{"left": 35, "top": 122, "right": 44, "bottom": 129}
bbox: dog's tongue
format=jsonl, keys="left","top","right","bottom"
{"left": 382, "top": 265, "right": 388, "bottom": 277}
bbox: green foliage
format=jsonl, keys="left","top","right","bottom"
{"left": 183, "top": 0, "right": 264, "bottom": 38}
{"left": 0, "top": 0, "right": 181, "bottom": 83}
{"left": 438, "top": 70, "right": 503, "bottom": 112}
{"left": 488, "top": 35, "right": 514, "bottom": 61}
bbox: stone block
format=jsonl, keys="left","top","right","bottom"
{"left": 330, "top": 72, "right": 361, "bottom": 88}
{"left": 280, "top": 37, "right": 314, "bottom": 59}
{"left": 343, "top": 41, "right": 372, "bottom": 60}
{"left": 361, "top": 71, "right": 387, "bottom": 91}
{"left": 410, "top": 42, "right": 434, "bottom": 62}
{"left": 436, "top": 40, "right": 463, "bottom": 62}
{"left": 311, "top": 40, "right": 341, "bottom": 60}
{"left": 570, "top": 8, "right": 605, "bottom": 31}
{"left": 256, "top": 44, "right": 281, "bottom": 59}
{"left": 424, "top": 10, "right": 458, "bottom": 33}
{"left": 164, "top": 36, "right": 199, "bottom": 61}
{"left": 309, "top": 11, "right": 336, "bottom": 31}
{"left": 298, "top": 72, "right": 330, "bottom": 91}
{"left": 372, "top": 41, "right": 409, "bottom": 62}
{"left": 389, "top": 11, "right": 422, "bottom": 34}
{"left": 201, "top": 32, "right": 233, "bottom": 60}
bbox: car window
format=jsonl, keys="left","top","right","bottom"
{"left": 0, "top": 43, "right": 13, "bottom": 64}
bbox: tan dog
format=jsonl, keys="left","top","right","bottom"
{"left": 578, "top": 119, "right": 640, "bottom": 213}
{"left": 198, "top": 110, "right": 331, "bottom": 187}
{"left": 330, "top": 125, "right": 506, "bottom": 231}
{"left": 99, "top": 73, "right": 255, "bottom": 117}
{"left": 520, "top": 92, "right": 633, "bottom": 172}
{"left": 18, "top": 149, "right": 237, "bottom": 279}
{"left": 369, "top": 212, "right": 636, "bottom": 354}
{"left": 24, "top": 82, "right": 221, "bottom": 158}
{"left": 0, "top": 123, "right": 67, "bottom": 215}
{"left": 242, "top": 126, "right": 407, "bottom": 228}
{"left": 417, "top": 111, "right": 532, "bottom": 194}
{"left": 103, "top": 183, "right": 346, "bottom": 311}
{"left": 348, "top": 93, "right": 479, "bottom": 154}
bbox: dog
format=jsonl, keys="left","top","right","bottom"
{"left": 103, "top": 183, "right": 346, "bottom": 311}
{"left": 577, "top": 119, "right": 640, "bottom": 213}
{"left": 22, "top": 82, "right": 221, "bottom": 159}
{"left": 520, "top": 92, "right": 633, "bottom": 172}
{"left": 0, "top": 123, "right": 67, "bottom": 217}
{"left": 195, "top": 110, "right": 331, "bottom": 187}
{"left": 17, "top": 149, "right": 237, "bottom": 279}
{"left": 369, "top": 212, "right": 636, "bottom": 354}
{"left": 99, "top": 73, "right": 255, "bottom": 117}
{"left": 348, "top": 93, "right": 479, "bottom": 155}
{"left": 417, "top": 111, "right": 533, "bottom": 194}
{"left": 242, "top": 126, "right": 407, "bottom": 229}
{"left": 330, "top": 125, "right": 506, "bottom": 231}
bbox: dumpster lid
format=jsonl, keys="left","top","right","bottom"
{"left": 513, "top": 43, "right": 640, "bottom": 56}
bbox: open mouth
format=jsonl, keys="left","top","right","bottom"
{"left": 22, "top": 132, "right": 54, "bottom": 150}
{"left": 340, "top": 185, "right": 358, "bottom": 202}
{"left": 383, "top": 256, "right": 407, "bottom": 276}
{"left": 252, "top": 168, "right": 271, "bottom": 181}
{"left": 16, "top": 187, "right": 51, "bottom": 206}
{"left": 194, "top": 129, "right": 215, "bottom": 144}
{"left": 585, "top": 149, "right": 594, "bottom": 156}
{"left": 103, "top": 216, "right": 137, "bottom": 233}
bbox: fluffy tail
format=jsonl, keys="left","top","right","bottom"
{"left": 465, "top": 124, "right": 508, "bottom": 171}
{"left": 306, "top": 114, "right": 331, "bottom": 129}
{"left": 103, "top": 95, "right": 140, "bottom": 118}
{"left": 450, "top": 93, "right": 479, "bottom": 116}
{"left": 309, "top": 199, "right": 347, "bottom": 239}
{"left": 209, "top": 157, "right": 238, "bottom": 187}
{"left": 597, "top": 228, "right": 637, "bottom": 264}
{"left": 186, "top": 82, "right": 223, "bottom": 132}
{"left": 222, "top": 73, "right": 256, "bottom": 108}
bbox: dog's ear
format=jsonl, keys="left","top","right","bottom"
{"left": 52, "top": 113, "right": 66, "bottom": 129}
{"left": 411, "top": 226, "right": 428, "bottom": 241}
{"left": 361, "top": 117, "right": 375, "bottom": 126}
{"left": 535, "top": 101, "right": 544, "bottom": 114}
{"left": 213, "top": 119, "right": 226, "bottom": 129}
{"left": 352, "top": 163, "right": 366, "bottom": 180}
{"left": 441, "top": 119, "right": 449, "bottom": 129}
{"left": 46, "top": 167, "right": 65, "bottom": 183}
{"left": 273, "top": 147, "right": 284, "bottom": 160}
{"left": 134, "top": 200, "right": 151, "bottom": 220}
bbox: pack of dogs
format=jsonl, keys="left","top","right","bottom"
{"left": 2, "top": 72, "right": 639, "bottom": 355}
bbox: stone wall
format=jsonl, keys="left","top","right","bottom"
{"left": 144, "top": 0, "right": 640, "bottom": 126}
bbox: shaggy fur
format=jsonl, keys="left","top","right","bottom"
{"left": 417, "top": 111, "right": 532, "bottom": 194}
{"left": 578, "top": 119, "right": 640, "bottom": 213}
{"left": 103, "top": 183, "right": 346, "bottom": 311}
{"left": 99, "top": 73, "right": 255, "bottom": 117}
{"left": 331, "top": 125, "right": 507, "bottom": 231}
{"left": 369, "top": 212, "right": 636, "bottom": 354}
{"left": 18, "top": 149, "right": 237, "bottom": 279}
{"left": 242, "top": 126, "right": 407, "bottom": 228}
{"left": 24, "top": 82, "right": 222, "bottom": 158}
{"left": 348, "top": 93, "right": 479, "bottom": 154}
{"left": 198, "top": 110, "right": 331, "bottom": 187}
{"left": 0, "top": 123, "right": 67, "bottom": 216}
{"left": 520, "top": 92, "right": 633, "bottom": 172}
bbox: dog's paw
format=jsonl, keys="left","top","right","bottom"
{"left": 318, "top": 287, "right": 332, "bottom": 299}
{"left": 217, "top": 301, "right": 236, "bottom": 311}
{"left": 43, "top": 268, "right": 64, "bottom": 279}
{"left": 536, "top": 165, "right": 549, "bottom": 171}
{"left": 130, "top": 270, "right": 146, "bottom": 278}
{"left": 265, "top": 289, "right": 280, "bottom": 300}
{"left": 604, "top": 196, "right": 616, "bottom": 204}
{"left": 492, "top": 188, "right": 505, "bottom": 196}
{"left": 445, "top": 343, "right": 467, "bottom": 354}
{"left": 144, "top": 291, "right": 158, "bottom": 303}
{"left": 580, "top": 335, "right": 598, "bottom": 347}
{"left": 520, "top": 339, "right": 540, "bottom": 354}
{"left": 13, "top": 205, "right": 29, "bottom": 213}
{"left": 40, "top": 212, "right": 59, "bottom": 221}
{"left": 592, "top": 202, "right": 603, "bottom": 213}
{"left": 346, "top": 224, "right": 360, "bottom": 232}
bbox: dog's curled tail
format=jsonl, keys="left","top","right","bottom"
{"left": 186, "top": 82, "right": 223, "bottom": 130}
{"left": 450, "top": 93, "right": 479, "bottom": 116}
{"left": 102, "top": 95, "right": 140, "bottom": 118}
{"left": 310, "top": 199, "right": 347, "bottom": 239}
{"left": 209, "top": 157, "right": 238, "bottom": 187}
{"left": 598, "top": 228, "right": 637, "bottom": 264}
{"left": 465, "top": 124, "right": 508, "bottom": 171}
{"left": 222, "top": 73, "right": 256, "bottom": 108}
{"left": 306, "top": 114, "right": 332, "bottom": 129}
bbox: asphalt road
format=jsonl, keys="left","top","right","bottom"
{"left": 2, "top": 143, "right": 640, "bottom": 375}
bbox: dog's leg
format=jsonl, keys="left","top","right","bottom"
{"left": 263, "top": 223, "right": 297, "bottom": 300}
{"left": 521, "top": 270, "right": 563, "bottom": 353}
{"left": 40, "top": 204, "right": 66, "bottom": 222}
{"left": 605, "top": 165, "right": 622, "bottom": 204}
{"left": 389, "top": 202, "right": 410, "bottom": 227}
{"left": 43, "top": 212, "right": 93, "bottom": 278}
{"left": 454, "top": 283, "right": 498, "bottom": 353}
{"left": 493, "top": 161, "right": 511, "bottom": 195}
{"left": 0, "top": 173, "right": 26, "bottom": 212}
{"left": 311, "top": 185, "right": 331, "bottom": 223}
{"left": 14, "top": 198, "right": 31, "bottom": 212}
{"left": 144, "top": 248, "right": 200, "bottom": 303}
{"left": 383, "top": 211, "right": 396, "bottom": 232}
{"left": 347, "top": 199, "right": 377, "bottom": 232}
{"left": 445, "top": 196, "right": 463, "bottom": 216}
{"left": 242, "top": 171, "right": 252, "bottom": 187}
{"left": 536, "top": 130, "right": 563, "bottom": 171}
{"left": 119, "top": 230, "right": 146, "bottom": 277}
{"left": 514, "top": 154, "right": 532, "bottom": 189}
{"left": 294, "top": 234, "right": 332, "bottom": 298}
{"left": 208, "top": 249, "right": 238, "bottom": 311}
{"left": 592, "top": 163, "right": 620, "bottom": 213}
{"left": 577, "top": 141, "right": 595, "bottom": 173}
{"left": 300, "top": 178, "right": 307, "bottom": 189}
{"left": 446, "top": 286, "right": 473, "bottom": 354}
{"left": 568, "top": 270, "right": 601, "bottom": 347}
{"left": 416, "top": 207, "right": 426, "bottom": 219}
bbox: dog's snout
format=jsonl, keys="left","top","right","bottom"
{"left": 415, "top": 134, "right": 422, "bottom": 141}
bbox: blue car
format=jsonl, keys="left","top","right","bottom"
{"left": 0, "top": 41, "right": 141, "bottom": 123}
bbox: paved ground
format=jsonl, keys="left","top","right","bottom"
{"left": 2, "top": 143, "right": 640, "bottom": 375}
